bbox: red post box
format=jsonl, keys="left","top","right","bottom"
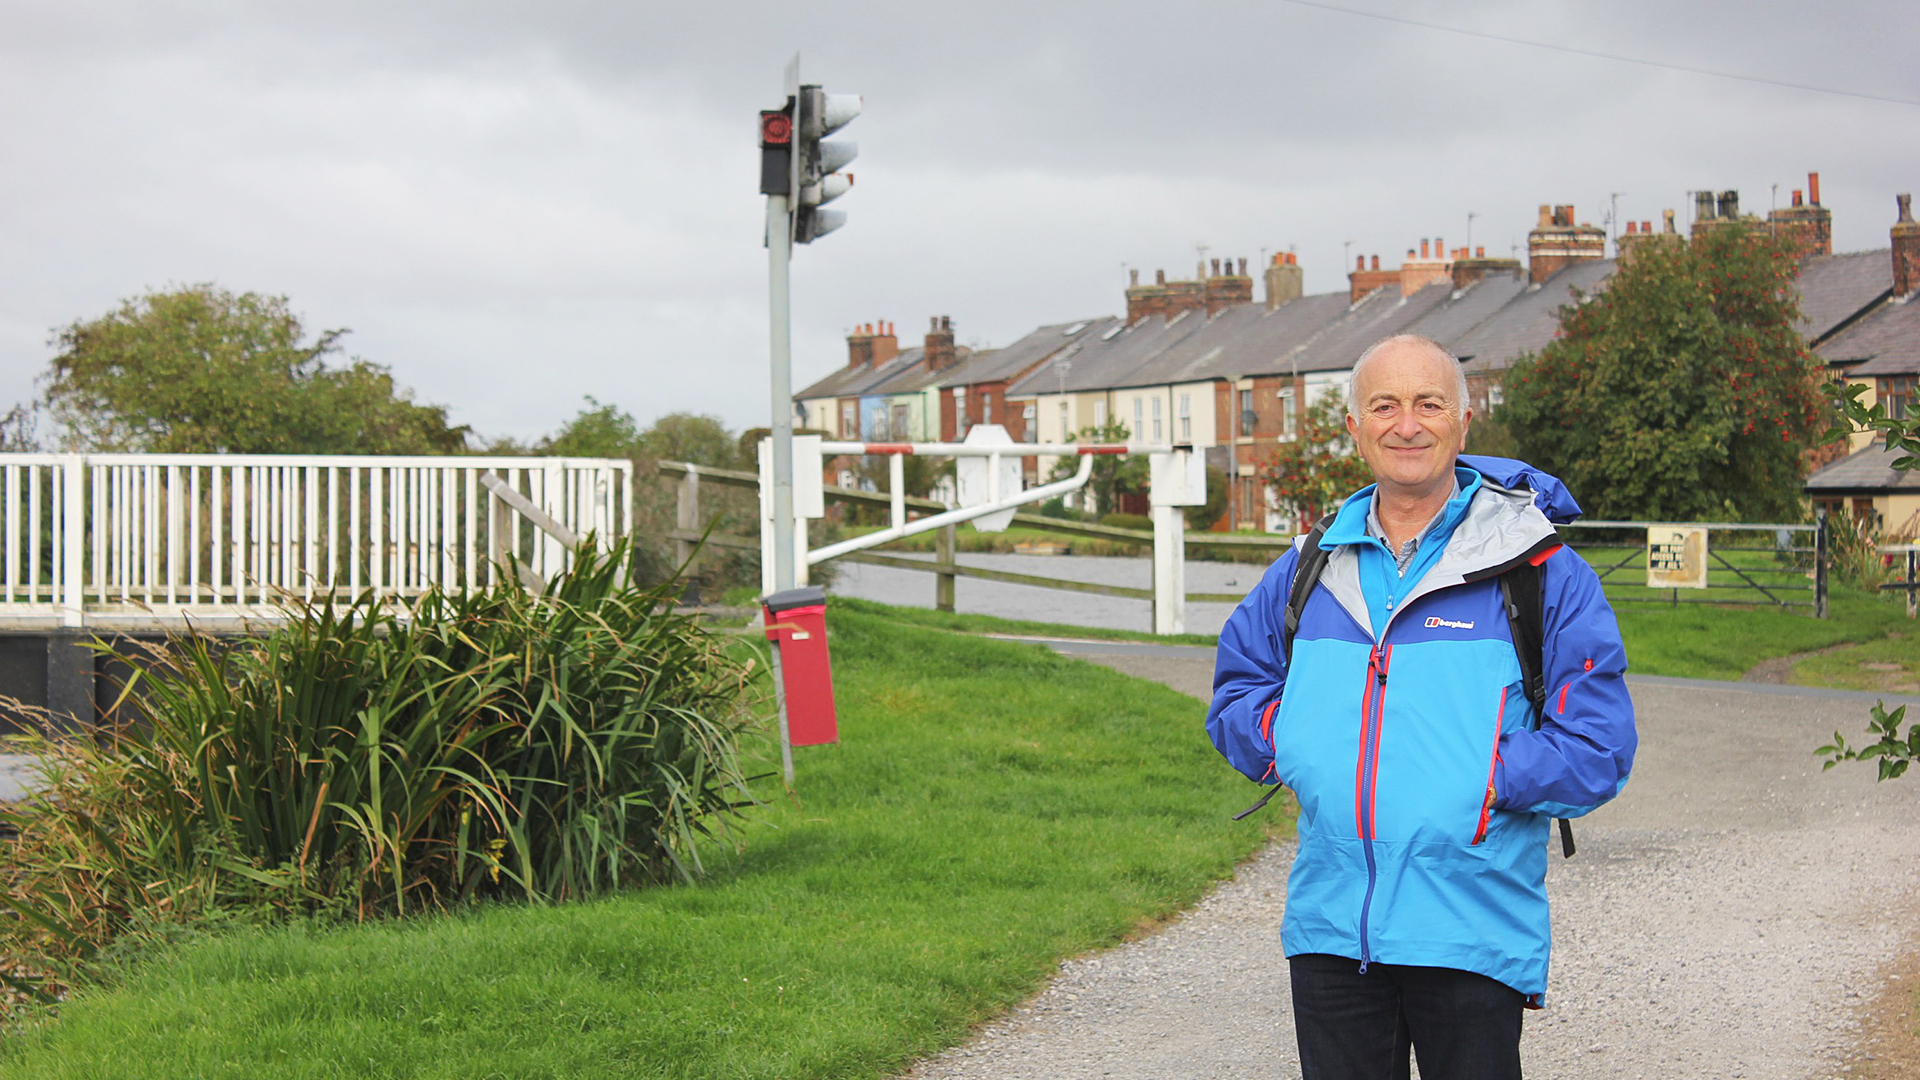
{"left": 762, "top": 585, "right": 838, "bottom": 747}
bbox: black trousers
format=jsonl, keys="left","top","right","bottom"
{"left": 1288, "top": 953, "right": 1524, "bottom": 1080}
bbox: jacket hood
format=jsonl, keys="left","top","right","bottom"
{"left": 1457, "top": 455, "right": 1583, "bottom": 524}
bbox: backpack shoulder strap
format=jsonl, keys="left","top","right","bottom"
{"left": 1495, "top": 550, "right": 1578, "bottom": 859}
{"left": 1282, "top": 512, "right": 1340, "bottom": 669}
{"left": 1497, "top": 561, "right": 1548, "bottom": 716}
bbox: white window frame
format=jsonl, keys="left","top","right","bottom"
{"left": 1093, "top": 400, "right": 1108, "bottom": 430}
{"left": 840, "top": 402, "right": 858, "bottom": 439}
{"left": 1178, "top": 393, "right": 1191, "bottom": 442}
{"left": 1133, "top": 398, "right": 1144, "bottom": 440}
{"left": 1280, "top": 386, "right": 1296, "bottom": 442}
{"left": 1058, "top": 401, "right": 1070, "bottom": 440}
{"left": 1151, "top": 396, "right": 1163, "bottom": 442}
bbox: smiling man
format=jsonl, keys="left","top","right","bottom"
{"left": 1207, "top": 334, "right": 1637, "bottom": 1080}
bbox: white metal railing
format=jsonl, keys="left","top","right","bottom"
{"left": 0, "top": 453, "right": 633, "bottom": 628}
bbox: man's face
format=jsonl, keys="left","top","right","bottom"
{"left": 1344, "top": 342, "right": 1472, "bottom": 503}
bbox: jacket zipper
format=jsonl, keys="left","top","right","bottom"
{"left": 1472, "top": 687, "right": 1508, "bottom": 845}
{"left": 1356, "top": 643, "right": 1391, "bottom": 972}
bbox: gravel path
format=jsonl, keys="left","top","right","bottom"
{"left": 900, "top": 647, "right": 1920, "bottom": 1080}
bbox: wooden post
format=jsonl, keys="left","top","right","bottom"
{"left": 1896, "top": 549, "right": 1912, "bottom": 618}
{"left": 675, "top": 464, "right": 700, "bottom": 568}
{"left": 1814, "top": 510, "right": 1829, "bottom": 619}
{"left": 935, "top": 524, "right": 956, "bottom": 613}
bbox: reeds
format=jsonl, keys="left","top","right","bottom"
{"left": 0, "top": 536, "right": 763, "bottom": 994}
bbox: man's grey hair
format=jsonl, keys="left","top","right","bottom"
{"left": 1345, "top": 334, "right": 1471, "bottom": 420}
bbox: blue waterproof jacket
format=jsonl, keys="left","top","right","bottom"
{"left": 1206, "top": 457, "right": 1635, "bottom": 999}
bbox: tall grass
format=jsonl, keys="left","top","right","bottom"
{"left": 0, "top": 537, "right": 763, "bottom": 996}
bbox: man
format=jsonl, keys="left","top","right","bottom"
{"left": 1206, "top": 334, "right": 1635, "bottom": 1080}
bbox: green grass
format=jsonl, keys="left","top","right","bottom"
{"left": 826, "top": 596, "right": 1221, "bottom": 647}
{"left": 1791, "top": 632, "right": 1920, "bottom": 692}
{"left": 1610, "top": 585, "right": 1911, "bottom": 680}
{"left": 0, "top": 607, "right": 1273, "bottom": 1078}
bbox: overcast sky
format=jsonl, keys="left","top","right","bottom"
{"left": 3, "top": 0, "right": 1916, "bottom": 445}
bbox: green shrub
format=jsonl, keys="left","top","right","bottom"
{"left": 0, "top": 537, "right": 763, "bottom": 988}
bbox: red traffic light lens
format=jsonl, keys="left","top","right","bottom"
{"left": 760, "top": 111, "right": 793, "bottom": 146}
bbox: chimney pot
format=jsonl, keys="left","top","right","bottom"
{"left": 1538, "top": 205, "right": 1552, "bottom": 227}
{"left": 1211, "top": 258, "right": 1221, "bottom": 276}
{"left": 1625, "top": 221, "right": 1637, "bottom": 235}
{"left": 1642, "top": 221, "right": 1651, "bottom": 234}
{"left": 1156, "top": 269, "right": 1166, "bottom": 285}
{"left": 1809, "top": 172, "right": 1821, "bottom": 206}
{"left": 1238, "top": 256, "right": 1247, "bottom": 276}
{"left": 1129, "top": 268, "right": 1139, "bottom": 286}
{"left": 1475, "top": 246, "right": 1485, "bottom": 258}
{"left": 1792, "top": 190, "right": 1803, "bottom": 207}
{"left": 1356, "top": 255, "right": 1365, "bottom": 271}
{"left": 1420, "top": 239, "right": 1430, "bottom": 259}
{"left": 1900, "top": 192, "right": 1915, "bottom": 224}
{"left": 1436, "top": 237, "right": 1444, "bottom": 259}
{"left": 1371, "top": 255, "right": 1380, "bottom": 271}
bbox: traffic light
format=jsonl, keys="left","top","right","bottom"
{"left": 791, "top": 84, "right": 861, "bottom": 244}
{"left": 758, "top": 102, "right": 793, "bottom": 196}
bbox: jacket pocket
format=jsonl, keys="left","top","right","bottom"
{"left": 1470, "top": 686, "right": 1509, "bottom": 845}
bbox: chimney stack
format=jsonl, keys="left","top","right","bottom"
{"left": 1265, "top": 250, "right": 1304, "bottom": 310}
{"left": 1349, "top": 252, "right": 1399, "bottom": 303}
{"left": 1894, "top": 194, "right": 1920, "bottom": 297}
{"left": 925, "top": 315, "right": 958, "bottom": 371}
{"left": 1528, "top": 202, "right": 1608, "bottom": 284}
{"left": 846, "top": 323, "right": 875, "bottom": 369}
{"left": 1767, "top": 170, "right": 1833, "bottom": 258}
{"left": 872, "top": 319, "right": 899, "bottom": 367}
{"left": 1205, "top": 256, "right": 1255, "bottom": 314}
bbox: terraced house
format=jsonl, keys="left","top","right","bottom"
{"left": 797, "top": 173, "right": 1919, "bottom": 532}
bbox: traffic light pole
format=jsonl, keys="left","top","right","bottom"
{"left": 766, "top": 193, "right": 796, "bottom": 594}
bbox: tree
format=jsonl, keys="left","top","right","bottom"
{"left": 1501, "top": 228, "right": 1826, "bottom": 521}
{"left": 539, "top": 396, "right": 644, "bottom": 458}
{"left": 1046, "top": 418, "right": 1147, "bottom": 515}
{"left": 1813, "top": 380, "right": 1920, "bottom": 780}
{"left": 42, "top": 285, "right": 467, "bottom": 454}
{"left": 637, "top": 412, "right": 743, "bottom": 470}
{"left": 1263, "top": 387, "right": 1373, "bottom": 526}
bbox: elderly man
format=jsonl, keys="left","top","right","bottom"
{"left": 1206, "top": 334, "right": 1635, "bottom": 1080}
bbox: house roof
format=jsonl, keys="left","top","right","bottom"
{"left": 1006, "top": 313, "right": 1202, "bottom": 397}
{"left": 1111, "top": 292, "right": 1359, "bottom": 388}
{"left": 1818, "top": 296, "right": 1920, "bottom": 376}
{"left": 1803, "top": 441, "right": 1920, "bottom": 494}
{"left": 1795, "top": 249, "right": 1893, "bottom": 344}
{"left": 1452, "top": 260, "right": 1616, "bottom": 374}
{"left": 1403, "top": 272, "right": 1531, "bottom": 351}
{"left": 934, "top": 318, "right": 1106, "bottom": 389}
{"left": 795, "top": 347, "right": 916, "bottom": 402}
{"left": 862, "top": 346, "right": 973, "bottom": 396}
{"left": 1288, "top": 280, "right": 1456, "bottom": 375}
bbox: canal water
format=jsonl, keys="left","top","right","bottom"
{"left": 824, "top": 551, "right": 1280, "bottom": 638}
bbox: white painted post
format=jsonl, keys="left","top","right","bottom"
{"left": 59, "top": 456, "right": 85, "bottom": 627}
{"left": 1149, "top": 447, "right": 1206, "bottom": 637}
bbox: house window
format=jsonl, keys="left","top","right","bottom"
{"left": 1151, "top": 396, "right": 1163, "bottom": 442}
{"left": 1487, "top": 382, "right": 1505, "bottom": 408}
{"left": 1093, "top": 400, "right": 1107, "bottom": 430}
{"left": 953, "top": 387, "right": 969, "bottom": 436}
{"left": 1238, "top": 388, "right": 1253, "bottom": 436}
{"left": 840, "top": 402, "right": 857, "bottom": 438}
{"left": 1022, "top": 403, "right": 1037, "bottom": 442}
{"left": 1280, "top": 386, "right": 1296, "bottom": 441}
{"left": 891, "top": 404, "right": 910, "bottom": 441}
{"left": 1178, "top": 393, "right": 1191, "bottom": 441}
{"left": 982, "top": 391, "right": 994, "bottom": 423}
{"left": 1133, "top": 398, "right": 1144, "bottom": 440}
{"left": 1881, "top": 376, "right": 1915, "bottom": 420}
{"left": 1058, "top": 401, "right": 1070, "bottom": 440}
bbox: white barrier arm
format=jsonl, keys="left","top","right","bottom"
{"left": 807, "top": 454, "right": 1094, "bottom": 565}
